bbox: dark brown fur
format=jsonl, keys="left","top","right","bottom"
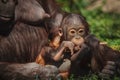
{"left": 0, "top": 0, "right": 62, "bottom": 79}
{"left": 0, "top": 0, "right": 63, "bottom": 63}
{"left": 0, "top": 0, "right": 52, "bottom": 63}
{"left": 0, "top": 22, "right": 48, "bottom": 63}
{"left": 91, "top": 44, "right": 120, "bottom": 72}
{"left": 70, "top": 34, "right": 120, "bottom": 78}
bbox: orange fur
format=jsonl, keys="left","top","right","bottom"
{"left": 36, "top": 49, "right": 45, "bottom": 66}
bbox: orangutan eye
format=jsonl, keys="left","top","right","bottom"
{"left": 78, "top": 29, "right": 85, "bottom": 35}
{"left": 69, "top": 29, "right": 76, "bottom": 36}
{"left": 71, "top": 30, "right": 75, "bottom": 34}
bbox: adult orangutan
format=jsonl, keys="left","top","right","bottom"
{"left": 0, "top": 0, "right": 50, "bottom": 63}
{"left": 0, "top": 0, "right": 62, "bottom": 79}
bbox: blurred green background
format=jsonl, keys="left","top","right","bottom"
{"left": 56, "top": 0, "right": 120, "bottom": 51}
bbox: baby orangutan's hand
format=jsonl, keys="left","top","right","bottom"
{"left": 74, "top": 46, "right": 81, "bottom": 51}
{"left": 61, "top": 41, "right": 75, "bottom": 55}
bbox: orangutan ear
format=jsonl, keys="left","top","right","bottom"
{"left": 58, "top": 28, "right": 63, "bottom": 36}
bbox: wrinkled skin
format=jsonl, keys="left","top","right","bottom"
{"left": 0, "top": 62, "right": 61, "bottom": 80}
{"left": 0, "top": 0, "right": 17, "bottom": 21}
{"left": 0, "top": 0, "right": 17, "bottom": 36}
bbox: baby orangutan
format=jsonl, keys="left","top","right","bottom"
{"left": 36, "top": 13, "right": 90, "bottom": 79}
{"left": 36, "top": 13, "right": 117, "bottom": 79}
